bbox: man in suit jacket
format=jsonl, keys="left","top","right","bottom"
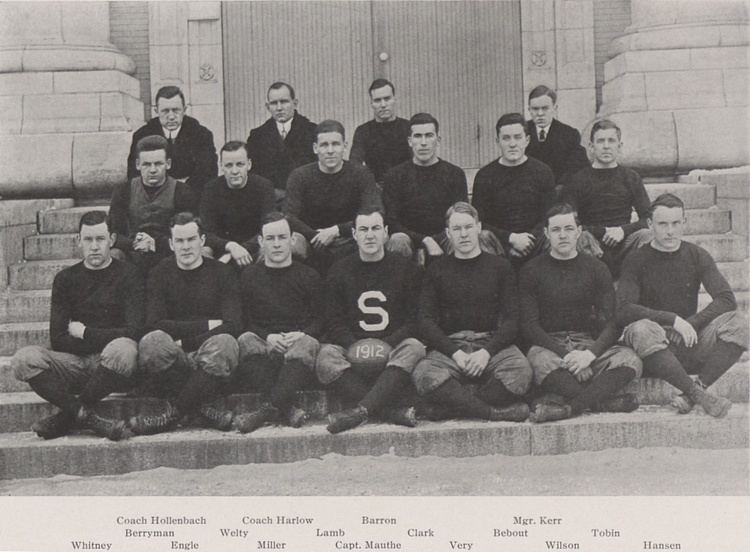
{"left": 127, "top": 86, "right": 218, "bottom": 200}
{"left": 525, "top": 85, "right": 589, "bottom": 191}
{"left": 246, "top": 81, "right": 317, "bottom": 207}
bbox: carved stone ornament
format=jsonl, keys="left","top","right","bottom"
{"left": 531, "top": 50, "right": 547, "bottom": 67}
{"left": 199, "top": 63, "right": 216, "bottom": 81}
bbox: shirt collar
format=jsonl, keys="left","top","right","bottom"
{"left": 162, "top": 125, "right": 182, "bottom": 139}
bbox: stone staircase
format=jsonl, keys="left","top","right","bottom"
{"left": 0, "top": 177, "right": 748, "bottom": 480}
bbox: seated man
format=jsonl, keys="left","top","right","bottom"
{"left": 618, "top": 193, "right": 748, "bottom": 418}
{"left": 525, "top": 84, "right": 588, "bottom": 190}
{"left": 520, "top": 203, "right": 642, "bottom": 423}
{"left": 234, "top": 212, "right": 324, "bottom": 433}
{"left": 247, "top": 81, "right": 317, "bottom": 207}
{"left": 412, "top": 202, "right": 532, "bottom": 422}
{"left": 200, "top": 141, "right": 276, "bottom": 266}
{"left": 12, "top": 211, "right": 143, "bottom": 441}
{"left": 111, "top": 135, "right": 197, "bottom": 274}
{"left": 127, "top": 85, "right": 218, "bottom": 199}
{"left": 285, "top": 119, "right": 381, "bottom": 274}
{"left": 316, "top": 208, "right": 425, "bottom": 434}
{"left": 472, "top": 112, "right": 556, "bottom": 265}
{"left": 382, "top": 112, "right": 470, "bottom": 259}
{"left": 130, "top": 212, "right": 241, "bottom": 434}
{"left": 350, "top": 78, "right": 411, "bottom": 184}
{"left": 563, "top": 119, "right": 652, "bottom": 277}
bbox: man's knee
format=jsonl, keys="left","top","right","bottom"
{"left": 195, "top": 334, "right": 239, "bottom": 378}
{"left": 478, "top": 230, "right": 504, "bottom": 256}
{"left": 577, "top": 230, "right": 604, "bottom": 258}
{"left": 621, "top": 319, "right": 668, "bottom": 357}
{"left": 386, "top": 233, "right": 414, "bottom": 258}
{"left": 11, "top": 345, "right": 49, "bottom": 382}
{"left": 315, "top": 344, "right": 349, "bottom": 385}
{"left": 487, "top": 346, "right": 533, "bottom": 395}
{"left": 110, "top": 248, "right": 129, "bottom": 262}
{"left": 100, "top": 338, "right": 138, "bottom": 377}
{"left": 600, "top": 346, "right": 643, "bottom": 380}
{"left": 138, "top": 330, "right": 179, "bottom": 374}
{"left": 285, "top": 335, "right": 320, "bottom": 367}
{"left": 412, "top": 356, "right": 451, "bottom": 396}
{"left": 202, "top": 246, "right": 215, "bottom": 259}
{"left": 291, "top": 232, "right": 310, "bottom": 259}
{"left": 238, "top": 331, "right": 270, "bottom": 359}
{"left": 715, "top": 311, "right": 750, "bottom": 349}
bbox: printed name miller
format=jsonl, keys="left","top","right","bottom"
{"left": 644, "top": 541, "right": 681, "bottom": 549}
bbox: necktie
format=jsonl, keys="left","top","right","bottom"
{"left": 539, "top": 128, "right": 546, "bottom": 142}
{"left": 281, "top": 127, "right": 287, "bottom": 140}
{"left": 167, "top": 132, "right": 174, "bottom": 145}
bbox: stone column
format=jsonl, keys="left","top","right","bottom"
{"left": 599, "top": 0, "right": 749, "bottom": 174}
{"left": 0, "top": 1, "right": 143, "bottom": 198}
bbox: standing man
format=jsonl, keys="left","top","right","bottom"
{"left": 127, "top": 85, "right": 218, "bottom": 199}
{"left": 285, "top": 119, "right": 381, "bottom": 274}
{"left": 12, "top": 211, "right": 143, "bottom": 441}
{"left": 520, "top": 204, "right": 642, "bottom": 423}
{"left": 412, "top": 202, "right": 532, "bottom": 422}
{"left": 563, "top": 119, "right": 653, "bottom": 277}
{"left": 350, "top": 78, "right": 411, "bottom": 184}
{"left": 234, "top": 212, "right": 324, "bottom": 433}
{"left": 382, "top": 113, "right": 469, "bottom": 259}
{"left": 246, "top": 81, "right": 317, "bottom": 207}
{"left": 130, "top": 213, "right": 241, "bottom": 435}
{"left": 316, "top": 208, "right": 425, "bottom": 434}
{"left": 525, "top": 84, "right": 588, "bottom": 190}
{"left": 472, "top": 113, "right": 556, "bottom": 264}
{"left": 618, "top": 193, "right": 748, "bottom": 417}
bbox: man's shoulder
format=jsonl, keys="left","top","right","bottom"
{"left": 475, "top": 159, "right": 501, "bottom": 179}
{"left": 327, "top": 253, "right": 359, "bottom": 280}
{"left": 288, "top": 161, "right": 319, "bottom": 181}
{"left": 52, "top": 261, "right": 85, "bottom": 286}
{"left": 524, "top": 156, "right": 554, "bottom": 174}
{"left": 291, "top": 112, "right": 316, "bottom": 131}
{"left": 247, "top": 173, "right": 275, "bottom": 192}
{"left": 436, "top": 158, "right": 465, "bottom": 176}
{"left": 248, "top": 117, "right": 275, "bottom": 138}
{"left": 181, "top": 115, "right": 213, "bottom": 138}
{"left": 551, "top": 118, "right": 581, "bottom": 140}
{"left": 132, "top": 118, "right": 161, "bottom": 139}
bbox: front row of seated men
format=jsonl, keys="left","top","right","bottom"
{"left": 12, "top": 193, "right": 747, "bottom": 441}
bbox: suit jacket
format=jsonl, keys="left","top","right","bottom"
{"left": 246, "top": 112, "right": 317, "bottom": 191}
{"left": 526, "top": 118, "right": 589, "bottom": 188}
{"left": 127, "top": 115, "right": 218, "bottom": 199}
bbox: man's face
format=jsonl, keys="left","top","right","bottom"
{"left": 353, "top": 212, "right": 388, "bottom": 259}
{"left": 221, "top": 148, "right": 249, "bottom": 189}
{"left": 260, "top": 218, "right": 293, "bottom": 267}
{"left": 447, "top": 211, "right": 481, "bottom": 258}
{"left": 78, "top": 222, "right": 114, "bottom": 269}
{"left": 544, "top": 212, "right": 581, "bottom": 259}
{"left": 408, "top": 123, "right": 440, "bottom": 166}
{"left": 649, "top": 206, "right": 685, "bottom": 252}
{"left": 313, "top": 131, "right": 346, "bottom": 173}
{"left": 497, "top": 123, "right": 529, "bottom": 165}
{"left": 136, "top": 149, "right": 171, "bottom": 187}
{"left": 266, "top": 86, "right": 297, "bottom": 123}
{"left": 156, "top": 95, "right": 185, "bottom": 132}
{"left": 370, "top": 85, "right": 396, "bottom": 122}
{"left": 528, "top": 94, "right": 556, "bottom": 128}
{"left": 169, "top": 222, "right": 205, "bottom": 269}
{"left": 590, "top": 128, "right": 621, "bottom": 168}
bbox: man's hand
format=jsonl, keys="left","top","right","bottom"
{"left": 226, "top": 242, "right": 253, "bottom": 266}
{"left": 575, "top": 366, "right": 594, "bottom": 383}
{"left": 602, "top": 226, "right": 625, "bottom": 247}
{"left": 673, "top": 315, "right": 698, "bottom": 347}
{"left": 267, "top": 333, "right": 288, "bottom": 354}
{"left": 67, "top": 321, "right": 86, "bottom": 339}
{"left": 452, "top": 350, "right": 470, "bottom": 372}
{"left": 311, "top": 226, "right": 339, "bottom": 249}
{"left": 174, "top": 339, "right": 182, "bottom": 347}
{"left": 464, "top": 349, "right": 491, "bottom": 378}
{"left": 133, "top": 232, "right": 156, "bottom": 253}
{"left": 508, "top": 232, "right": 535, "bottom": 256}
{"left": 422, "top": 236, "right": 444, "bottom": 257}
{"left": 208, "top": 319, "right": 223, "bottom": 331}
{"left": 563, "top": 349, "right": 596, "bottom": 376}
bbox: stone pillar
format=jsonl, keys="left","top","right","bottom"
{"left": 599, "top": 0, "right": 749, "bottom": 175}
{"left": 0, "top": 1, "right": 143, "bottom": 199}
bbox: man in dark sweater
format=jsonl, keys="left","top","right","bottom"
{"left": 111, "top": 135, "right": 197, "bottom": 274}
{"left": 350, "top": 79, "right": 411, "bottom": 184}
{"left": 246, "top": 81, "right": 317, "bottom": 207}
{"left": 233, "top": 212, "right": 324, "bottom": 433}
{"left": 130, "top": 213, "right": 241, "bottom": 434}
{"left": 525, "top": 85, "right": 588, "bottom": 190}
{"left": 472, "top": 112, "right": 556, "bottom": 265}
{"left": 316, "top": 208, "right": 426, "bottom": 433}
{"left": 563, "top": 119, "right": 652, "bottom": 277}
{"left": 412, "top": 202, "right": 532, "bottom": 421}
{"left": 520, "top": 204, "right": 642, "bottom": 423}
{"left": 285, "top": 119, "right": 382, "bottom": 274}
{"left": 382, "top": 112, "right": 469, "bottom": 259}
{"left": 12, "top": 211, "right": 143, "bottom": 441}
{"left": 618, "top": 193, "right": 748, "bottom": 418}
{"left": 127, "top": 86, "right": 218, "bottom": 199}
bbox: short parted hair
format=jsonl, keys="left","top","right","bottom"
{"left": 220, "top": 140, "right": 248, "bottom": 158}
{"left": 590, "top": 119, "right": 622, "bottom": 142}
{"left": 155, "top": 85, "right": 185, "bottom": 106}
{"left": 544, "top": 203, "right": 580, "bottom": 227}
{"left": 495, "top": 113, "right": 528, "bottom": 136}
{"left": 409, "top": 112, "right": 439, "bottom": 134}
{"left": 169, "top": 212, "right": 204, "bottom": 235}
{"left": 649, "top": 193, "right": 685, "bottom": 218}
{"left": 260, "top": 211, "right": 290, "bottom": 233}
{"left": 78, "top": 210, "right": 111, "bottom": 234}
{"left": 354, "top": 206, "right": 386, "bottom": 227}
{"left": 445, "top": 201, "right": 479, "bottom": 226}
{"left": 528, "top": 85, "right": 557, "bottom": 104}
{"left": 135, "top": 135, "right": 170, "bottom": 159}
{"left": 369, "top": 78, "right": 395, "bottom": 96}
{"left": 315, "top": 119, "right": 346, "bottom": 141}
{"left": 267, "top": 81, "right": 295, "bottom": 101}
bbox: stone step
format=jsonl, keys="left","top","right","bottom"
{"left": 0, "top": 404, "right": 745, "bottom": 480}
{"left": 716, "top": 260, "right": 750, "bottom": 291}
{"left": 7, "top": 259, "right": 78, "bottom": 290}
{"left": 0, "top": 357, "right": 26, "bottom": 392}
{"left": 23, "top": 233, "right": 79, "bottom": 261}
{"left": 682, "top": 233, "right": 747, "bottom": 262}
{"left": 645, "top": 183, "right": 715, "bottom": 208}
{"left": 0, "top": 289, "right": 50, "bottom": 323}
{"left": 37, "top": 205, "right": 109, "bottom": 234}
{"left": 0, "top": 322, "right": 48, "bottom": 356}
{"left": 683, "top": 207, "right": 731, "bottom": 234}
